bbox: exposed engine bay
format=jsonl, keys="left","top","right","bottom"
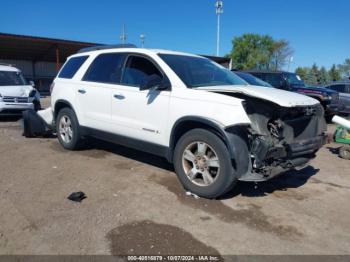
{"left": 221, "top": 93, "right": 327, "bottom": 181}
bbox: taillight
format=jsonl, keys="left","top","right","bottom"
{"left": 50, "top": 82, "right": 55, "bottom": 94}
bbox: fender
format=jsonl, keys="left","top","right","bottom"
{"left": 53, "top": 99, "right": 82, "bottom": 129}
{"left": 54, "top": 99, "right": 75, "bottom": 118}
{"left": 168, "top": 116, "right": 250, "bottom": 177}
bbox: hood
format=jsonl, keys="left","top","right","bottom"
{"left": 294, "top": 86, "right": 337, "bottom": 95}
{"left": 196, "top": 85, "right": 319, "bottom": 107}
{"left": 0, "top": 85, "right": 33, "bottom": 97}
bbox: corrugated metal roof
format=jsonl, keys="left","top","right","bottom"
{"left": 0, "top": 32, "right": 102, "bottom": 62}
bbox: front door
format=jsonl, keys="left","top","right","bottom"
{"left": 110, "top": 54, "right": 170, "bottom": 146}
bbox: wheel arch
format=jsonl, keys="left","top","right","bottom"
{"left": 167, "top": 116, "right": 249, "bottom": 164}
{"left": 54, "top": 99, "right": 76, "bottom": 120}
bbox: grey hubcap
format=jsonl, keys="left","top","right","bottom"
{"left": 182, "top": 141, "right": 220, "bottom": 187}
{"left": 59, "top": 115, "right": 73, "bottom": 144}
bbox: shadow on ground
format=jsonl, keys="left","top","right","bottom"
{"left": 223, "top": 166, "right": 320, "bottom": 199}
{"left": 0, "top": 116, "right": 22, "bottom": 122}
{"left": 85, "top": 138, "right": 174, "bottom": 171}
{"left": 51, "top": 137, "right": 319, "bottom": 200}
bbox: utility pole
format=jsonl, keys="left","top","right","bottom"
{"left": 120, "top": 24, "right": 127, "bottom": 44}
{"left": 216, "top": 0, "right": 223, "bottom": 56}
{"left": 140, "top": 34, "right": 145, "bottom": 48}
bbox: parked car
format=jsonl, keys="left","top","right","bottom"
{"left": 0, "top": 64, "right": 41, "bottom": 115}
{"left": 324, "top": 81, "right": 350, "bottom": 115}
{"left": 50, "top": 45, "right": 327, "bottom": 198}
{"left": 234, "top": 71, "right": 272, "bottom": 87}
{"left": 244, "top": 70, "right": 343, "bottom": 117}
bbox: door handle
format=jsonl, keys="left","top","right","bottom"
{"left": 113, "top": 94, "right": 125, "bottom": 100}
{"left": 78, "top": 89, "right": 86, "bottom": 94}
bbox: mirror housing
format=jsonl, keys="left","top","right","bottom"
{"left": 140, "top": 74, "right": 170, "bottom": 91}
{"left": 29, "top": 80, "right": 35, "bottom": 87}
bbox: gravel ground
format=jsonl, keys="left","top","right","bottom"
{"left": 0, "top": 97, "right": 349, "bottom": 255}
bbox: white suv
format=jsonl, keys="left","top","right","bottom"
{"left": 50, "top": 45, "right": 327, "bottom": 198}
{"left": 0, "top": 64, "right": 41, "bottom": 115}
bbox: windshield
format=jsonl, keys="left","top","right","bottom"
{"left": 285, "top": 73, "right": 305, "bottom": 86}
{"left": 235, "top": 72, "right": 272, "bottom": 87}
{"left": 159, "top": 54, "right": 247, "bottom": 88}
{"left": 0, "top": 71, "right": 27, "bottom": 86}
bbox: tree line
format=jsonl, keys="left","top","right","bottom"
{"left": 227, "top": 33, "right": 293, "bottom": 71}
{"left": 228, "top": 33, "right": 349, "bottom": 86}
{"left": 295, "top": 59, "right": 350, "bottom": 86}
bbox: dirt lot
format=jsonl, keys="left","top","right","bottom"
{"left": 0, "top": 97, "right": 349, "bottom": 255}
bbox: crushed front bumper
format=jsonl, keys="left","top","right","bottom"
{"left": 288, "top": 134, "right": 327, "bottom": 158}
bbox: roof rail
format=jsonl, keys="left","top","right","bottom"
{"left": 78, "top": 44, "right": 137, "bottom": 53}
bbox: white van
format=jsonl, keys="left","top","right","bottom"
{"left": 0, "top": 64, "right": 41, "bottom": 115}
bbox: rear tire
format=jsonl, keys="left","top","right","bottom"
{"left": 173, "top": 128, "right": 238, "bottom": 199}
{"left": 56, "top": 108, "right": 82, "bottom": 150}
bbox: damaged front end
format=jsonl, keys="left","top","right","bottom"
{"left": 237, "top": 98, "right": 327, "bottom": 182}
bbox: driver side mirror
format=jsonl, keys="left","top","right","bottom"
{"left": 140, "top": 74, "right": 170, "bottom": 91}
{"left": 29, "top": 80, "right": 35, "bottom": 87}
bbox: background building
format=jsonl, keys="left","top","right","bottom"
{"left": 0, "top": 33, "right": 100, "bottom": 94}
{"left": 0, "top": 32, "right": 230, "bottom": 94}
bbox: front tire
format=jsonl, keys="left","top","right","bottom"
{"left": 173, "top": 129, "right": 238, "bottom": 199}
{"left": 56, "top": 108, "right": 82, "bottom": 150}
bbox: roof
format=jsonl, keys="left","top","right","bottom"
{"left": 0, "top": 64, "right": 19, "bottom": 72}
{"left": 70, "top": 46, "right": 204, "bottom": 59}
{"left": 243, "top": 70, "right": 289, "bottom": 74}
{"left": 327, "top": 80, "right": 350, "bottom": 85}
{"left": 0, "top": 32, "right": 101, "bottom": 62}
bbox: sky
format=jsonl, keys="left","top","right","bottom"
{"left": 0, "top": 0, "right": 349, "bottom": 71}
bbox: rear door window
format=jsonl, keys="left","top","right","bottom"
{"left": 120, "top": 55, "right": 163, "bottom": 87}
{"left": 83, "top": 53, "right": 126, "bottom": 84}
{"left": 58, "top": 56, "right": 88, "bottom": 79}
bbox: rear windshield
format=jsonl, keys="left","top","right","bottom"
{"left": 58, "top": 56, "right": 89, "bottom": 79}
{"left": 285, "top": 73, "right": 305, "bottom": 86}
{"left": 0, "top": 71, "right": 27, "bottom": 86}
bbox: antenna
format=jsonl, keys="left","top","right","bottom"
{"left": 120, "top": 24, "right": 127, "bottom": 44}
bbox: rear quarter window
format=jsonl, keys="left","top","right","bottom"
{"left": 83, "top": 53, "right": 126, "bottom": 84}
{"left": 58, "top": 56, "right": 89, "bottom": 79}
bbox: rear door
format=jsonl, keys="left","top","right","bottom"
{"left": 77, "top": 53, "right": 126, "bottom": 131}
